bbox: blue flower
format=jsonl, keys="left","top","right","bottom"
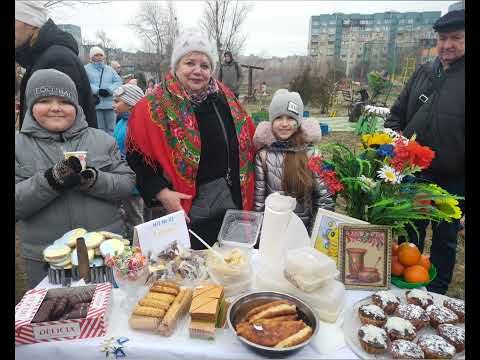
{"left": 376, "top": 144, "right": 394, "bottom": 158}
{"left": 322, "top": 163, "right": 333, "bottom": 171}
{"left": 402, "top": 175, "right": 417, "bottom": 183}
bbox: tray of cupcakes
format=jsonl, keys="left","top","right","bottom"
{"left": 43, "top": 228, "right": 130, "bottom": 285}
{"left": 343, "top": 288, "right": 465, "bottom": 359}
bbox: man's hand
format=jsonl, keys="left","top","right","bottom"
{"left": 155, "top": 188, "right": 192, "bottom": 222}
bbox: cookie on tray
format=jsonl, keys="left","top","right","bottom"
{"left": 358, "top": 324, "right": 389, "bottom": 355}
{"left": 425, "top": 304, "right": 458, "bottom": 329}
{"left": 395, "top": 304, "right": 430, "bottom": 331}
{"left": 437, "top": 324, "right": 465, "bottom": 353}
{"left": 417, "top": 334, "right": 456, "bottom": 359}
{"left": 405, "top": 289, "right": 434, "bottom": 309}
{"left": 390, "top": 339, "right": 425, "bottom": 359}
{"left": 384, "top": 316, "right": 416, "bottom": 342}
{"left": 372, "top": 290, "right": 401, "bottom": 314}
{"left": 358, "top": 304, "right": 387, "bottom": 327}
{"left": 443, "top": 298, "right": 464, "bottom": 323}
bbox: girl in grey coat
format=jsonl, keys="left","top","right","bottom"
{"left": 253, "top": 89, "right": 334, "bottom": 233}
{"left": 15, "top": 69, "right": 136, "bottom": 288}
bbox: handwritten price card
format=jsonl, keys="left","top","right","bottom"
{"left": 133, "top": 210, "right": 190, "bottom": 256}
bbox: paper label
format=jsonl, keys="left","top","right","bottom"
{"left": 15, "top": 293, "right": 45, "bottom": 322}
{"left": 133, "top": 210, "right": 190, "bottom": 256}
{"left": 32, "top": 322, "right": 81, "bottom": 340}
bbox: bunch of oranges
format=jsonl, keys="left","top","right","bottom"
{"left": 391, "top": 242, "right": 431, "bottom": 283}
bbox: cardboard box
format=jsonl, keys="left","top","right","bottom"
{"left": 15, "top": 283, "right": 112, "bottom": 345}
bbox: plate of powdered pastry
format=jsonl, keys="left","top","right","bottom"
{"left": 344, "top": 288, "right": 465, "bottom": 359}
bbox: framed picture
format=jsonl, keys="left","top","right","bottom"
{"left": 338, "top": 224, "right": 392, "bottom": 290}
{"left": 310, "top": 209, "right": 368, "bottom": 265}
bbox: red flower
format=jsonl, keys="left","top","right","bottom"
{"left": 308, "top": 156, "right": 323, "bottom": 174}
{"left": 321, "top": 170, "right": 344, "bottom": 194}
{"left": 391, "top": 139, "right": 435, "bottom": 172}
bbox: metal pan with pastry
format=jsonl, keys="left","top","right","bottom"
{"left": 228, "top": 292, "right": 318, "bottom": 356}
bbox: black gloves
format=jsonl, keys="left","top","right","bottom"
{"left": 98, "top": 88, "right": 110, "bottom": 97}
{"left": 79, "top": 167, "right": 98, "bottom": 189}
{"left": 45, "top": 156, "right": 98, "bottom": 191}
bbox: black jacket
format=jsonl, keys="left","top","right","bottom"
{"left": 384, "top": 57, "right": 464, "bottom": 179}
{"left": 15, "top": 19, "right": 97, "bottom": 129}
{"left": 127, "top": 91, "right": 243, "bottom": 249}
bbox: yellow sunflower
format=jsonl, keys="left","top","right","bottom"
{"left": 361, "top": 133, "right": 394, "bottom": 148}
{"left": 435, "top": 201, "right": 462, "bottom": 220}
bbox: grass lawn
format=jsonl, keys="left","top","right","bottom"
{"left": 15, "top": 132, "right": 464, "bottom": 304}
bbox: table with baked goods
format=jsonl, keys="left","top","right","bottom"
{"left": 15, "top": 280, "right": 366, "bottom": 360}
{"left": 16, "top": 251, "right": 451, "bottom": 360}
{"left": 16, "top": 225, "right": 464, "bottom": 360}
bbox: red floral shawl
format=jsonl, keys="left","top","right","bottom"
{"left": 126, "top": 72, "right": 256, "bottom": 213}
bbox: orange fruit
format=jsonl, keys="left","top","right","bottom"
{"left": 398, "top": 243, "right": 421, "bottom": 266}
{"left": 391, "top": 256, "right": 405, "bottom": 277}
{"left": 392, "top": 243, "right": 399, "bottom": 256}
{"left": 418, "top": 255, "right": 431, "bottom": 271}
{"left": 403, "top": 265, "right": 430, "bottom": 283}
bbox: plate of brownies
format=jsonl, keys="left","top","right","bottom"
{"left": 343, "top": 288, "right": 465, "bottom": 359}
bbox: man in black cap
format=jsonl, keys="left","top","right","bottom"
{"left": 385, "top": 10, "right": 465, "bottom": 295}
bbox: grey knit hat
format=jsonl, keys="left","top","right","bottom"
{"left": 268, "top": 89, "right": 304, "bottom": 124}
{"left": 113, "top": 84, "right": 145, "bottom": 107}
{"left": 25, "top": 69, "right": 78, "bottom": 110}
{"left": 170, "top": 28, "right": 217, "bottom": 71}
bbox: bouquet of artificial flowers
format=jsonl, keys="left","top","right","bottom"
{"left": 309, "top": 129, "right": 463, "bottom": 238}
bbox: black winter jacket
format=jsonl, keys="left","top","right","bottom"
{"left": 384, "top": 57, "right": 464, "bottom": 179}
{"left": 15, "top": 19, "right": 97, "bottom": 129}
{"left": 127, "top": 91, "right": 242, "bottom": 209}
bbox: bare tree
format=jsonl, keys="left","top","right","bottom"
{"left": 129, "top": 0, "right": 178, "bottom": 70}
{"left": 94, "top": 29, "right": 116, "bottom": 61}
{"left": 200, "top": 0, "right": 252, "bottom": 60}
{"left": 43, "top": 0, "right": 111, "bottom": 8}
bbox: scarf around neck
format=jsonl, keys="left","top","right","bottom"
{"left": 186, "top": 77, "right": 218, "bottom": 107}
{"left": 126, "top": 72, "right": 256, "bottom": 213}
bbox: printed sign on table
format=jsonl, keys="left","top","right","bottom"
{"left": 133, "top": 210, "right": 190, "bottom": 257}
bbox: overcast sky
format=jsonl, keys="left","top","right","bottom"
{"left": 49, "top": 1, "right": 458, "bottom": 57}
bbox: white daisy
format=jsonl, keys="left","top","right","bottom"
{"left": 377, "top": 165, "right": 404, "bottom": 184}
{"left": 382, "top": 128, "right": 409, "bottom": 143}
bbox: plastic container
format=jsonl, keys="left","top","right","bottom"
{"left": 206, "top": 244, "right": 252, "bottom": 283}
{"left": 254, "top": 261, "right": 345, "bottom": 323}
{"left": 284, "top": 247, "right": 338, "bottom": 292}
{"left": 218, "top": 210, "right": 263, "bottom": 248}
{"left": 208, "top": 270, "right": 252, "bottom": 297}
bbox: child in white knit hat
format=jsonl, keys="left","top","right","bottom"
{"left": 252, "top": 89, "right": 335, "bottom": 233}
{"left": 113, "top": 84, "right": 147, "bottom": 236}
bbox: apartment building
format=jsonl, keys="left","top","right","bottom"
{"left": 308, "top": 11, "right": 440, "bottom": 76}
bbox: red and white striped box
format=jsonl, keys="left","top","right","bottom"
{"left": 15, "top": 283, "right": 112, "bottom": 345}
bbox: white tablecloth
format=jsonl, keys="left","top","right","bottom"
{"left": 18, "top": 250, "right": 413, "bottom": 360}
{"left": 16, "top": 276, "right": 373, "bottom": 360}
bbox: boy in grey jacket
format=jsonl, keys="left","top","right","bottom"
{"left": 253, "top": 89, "right": 334, "bottom": 233}
{"left": 15, "top": 69, "right": 135, "bottom": 288}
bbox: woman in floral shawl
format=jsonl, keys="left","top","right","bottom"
{"left": 126, "top": 29, "right": 256, "bottom": 249}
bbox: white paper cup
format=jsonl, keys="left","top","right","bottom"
{"left": 64, "top": 151, "right": 87, "bottom": 170}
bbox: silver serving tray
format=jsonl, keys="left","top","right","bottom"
{"left": 227, "top": 291, "right": 319, "bottom": 357}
